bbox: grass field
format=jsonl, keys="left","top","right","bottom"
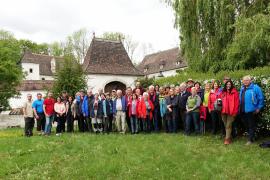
{"left": 0, "top": 129, "right": 270, "bottom": 179}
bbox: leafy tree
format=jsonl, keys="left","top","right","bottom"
{"left": 18, "top": 39, "right": 49, "bottom": 54}
{"left": 52, "top": 55, "right": 87, "bottom": 97}
{"left": 49, "top": 41, "right": 64, "bottom": 56}
{"left": 0, "top": 30, "right": 23, "bottom": 109}
{"left": 166, "top": 0, "right": 270, "bottom": 72}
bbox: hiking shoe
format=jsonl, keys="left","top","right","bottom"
{"left": 224, "top": 139, "right": 231, "bottom": 145}
{"left": 245, "top": 141, "right": 253, "bottom": 146}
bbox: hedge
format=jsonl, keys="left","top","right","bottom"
{"left": 155, "top": 66, "right": 270, "bottom": 135}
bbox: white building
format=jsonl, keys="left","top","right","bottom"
{"left": 137, "top": 47, "right": 187, "bottom": 78}
{"left": 9, "top": 37, "right": 143, "bottom": 108}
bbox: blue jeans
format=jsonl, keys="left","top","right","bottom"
{"left": 185, "top": 112, "right": 200, "bottom": 135}
{"left": 45, "top": 115, "right": 54, "bottom": 134}
{"left": 130, "top": 115, "right": 138, "bottom": 133}
{"left": 167, "top": 118, "right": 177, "bottom": 133}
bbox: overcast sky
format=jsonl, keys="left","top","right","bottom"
{"left": 0, "top": 0, "right": 179, "bottom": 62}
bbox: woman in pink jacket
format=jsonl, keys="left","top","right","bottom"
{"left": 221, "top": 80, "right": 239, "bottom": 145}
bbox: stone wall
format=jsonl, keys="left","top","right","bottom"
{"left": 0, "top": 114, "right": 24, "bottom": 129}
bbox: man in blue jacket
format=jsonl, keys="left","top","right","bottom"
{"left": 240, "top": 75, "right": 264, "bottom": 145}
{"left": 82, "top": 89, "right": 94, "bottom": 132}
{"left": 113, "top": 90, "right": 127, "bottom": 134}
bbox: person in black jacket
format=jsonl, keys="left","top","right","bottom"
{"left": 149, "top": 85, "right": 160, "bottom": 132}
{"left": 178, "top": 82, "right": 191, "bottom": 131}
{"left": 165, "top": 89, "right": 179, "bottom": 133}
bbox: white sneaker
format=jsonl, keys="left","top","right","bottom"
{"left": 56, "top": 133, "right": 61, "bottom": 136}
{"left": 245, "top": 141, "right": 253, "bottom": 146}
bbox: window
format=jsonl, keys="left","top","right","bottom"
{"left": 41, "top": 78, "right": 45, "bottom": 80}
{"left": 176, "top": 61, "right": 180, "bottom": 66}
{"left": 29, "top": 68, "right": 33, "bottom": 73}
{"left": 144, "top": 68, "right": 148, "bottom": 73}
{"left": 160, "top": 65, "right": 164, "bottom": 70}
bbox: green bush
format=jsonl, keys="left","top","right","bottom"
{"left": 155, "top": 66, "right": 270, "bottom": 135}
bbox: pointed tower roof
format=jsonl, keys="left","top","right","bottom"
{"left": 82, "top": 37, "right": 143, "bottom": 76}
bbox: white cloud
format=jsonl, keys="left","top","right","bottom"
{"left": 0, "top": 0, "right": 179, "bottom": 62}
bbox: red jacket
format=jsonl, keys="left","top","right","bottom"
{"left": 138, "top": 99, "right": 154, "bottom": 120}
{"left": 128, "top": 99, "right": 140, "bottom": 117}
{"left": 208, "top": 88, "right": 222, "bottom": 111}
{"left": 221, "top": 88, "right": 239, "bottom": 116}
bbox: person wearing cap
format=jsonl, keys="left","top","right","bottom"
{"left": 32, "top": 93, "right": 45, "bottom": 134}
{"left": 240, "top": 75, "right": 264, "bottom": 145}
{"left": 23, "top": 94, "right": 34, "bottom": 137}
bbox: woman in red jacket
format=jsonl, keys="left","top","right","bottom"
{"left": 221, "top": 80, "right": 239, "bottom": 145}
{"left": 138, "top": 92, "right": 154, "bottom": 133}
{"left": 208, "top": 80, "right": 223, "bottom": 135}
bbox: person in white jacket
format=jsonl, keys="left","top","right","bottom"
{"left": 54, "top": 97, "right": 66, "bottom": 136}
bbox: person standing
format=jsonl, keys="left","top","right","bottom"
{"left": 101, "top": 93, "right": 111, "bottom": 133}
{"left": 77, "top": 90, "right": 86, "bottom": 132}
{"left": 165, "top": 89, "right": 179, "bottom": 133}
{"left": 185, "top": 87, "right": 201, "bottom": 135}
{"left": 200, "top": 83, "right": 211, "bottom": 134}
{"left": 82, "top": 89, "right": 94, "bottom": 132}
{"left": 90, "top": 93, "right": 103, "bottom": 133}
{"left": 128, "top": 94, "right": 139, "bottom": 134}
{"left": 159, "top": 87, "right": 167, "bottom": 132}
{"left": 149, "top": 85, "right": 159, "bottom": 132}
{"left": 208, "top": 80, "right": 223, "bottom": 135}
{"left": 23, "top": 94, "right": 34, "bottom": 137}
{"left": 54, "top": 97, "right": 66, "bottom": 136}
{"left": 113, "top": 90, "right": 127, "bottom": 134}
{"left": 138, "top": 92, "right": 154, "bottom": 133}
{"left": 32, "top": 93, "right": 45, "bottom": 135}
{"left": 240, "top": 75, "right": 264, "bottom": 145}
{"left": 221, "top": 80, "right": 239, "bottom": 145}
{"left": 178, "top": 82, "right": 191, "bottom": 131}
{"left": 66, "top": 96, "right": 75, "bottom": 133}
{"left": 125, "top": 87, "right": 133, "bottom": 132}
{"left": 43, "top": 92, "right": 55, "bottom": 135}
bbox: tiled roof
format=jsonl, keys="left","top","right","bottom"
{"left": 83, "top": 38, "right": 143, "bottom": 76}
{"left": 21, "top": 51, "right": 64, "bottom": 76}
{"left": 137, "top": 47, "right": 187, "bottom": 75}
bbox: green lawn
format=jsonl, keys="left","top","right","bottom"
{"left": 0, "top": 129, "right": 269, "bottom": 179}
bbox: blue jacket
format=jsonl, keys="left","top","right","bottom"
{"left": 240, "top": 83, "right": 264, "bottom": 113}
{"left": 82, "top": 95, "right": 94, "bottom": 117}
{"left": 102, "top": 99, "right": 113, "bottom": 117}
{"left": 113, "top": 96, "right": 127, "bottom": 114}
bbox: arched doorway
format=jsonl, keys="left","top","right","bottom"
{"left": 104, "top": 81, "right": 126, "bottom": 94}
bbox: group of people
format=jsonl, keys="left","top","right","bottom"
{"left": 22, "top": 75, "right": 264, "bottom": 145}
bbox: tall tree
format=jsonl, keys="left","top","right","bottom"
{"left": 63, "top": 28, "right": 91, "bottom": 63}
{"left": 0, "top": 30, "right": 23, "bottom": 109}
{"left": 166, "top": 0, "right": 270, "bottom": 72}
{"left": 52, "top": 55, "right": 87, "bottom": 97}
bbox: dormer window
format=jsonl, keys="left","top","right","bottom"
{"left": 176, "top": 61, "right": 180, "bottom": 66}
{"left": 29, "top": 68, "right": 33, "bottom": 73}
{"left": 144, "top": 68, "right": 148, "bottom": 73}
{"left": 160, "top": 64, "right": 164, "bottom": 70}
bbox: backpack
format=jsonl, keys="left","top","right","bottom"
{"left": 259, "top": 141, "right": 270, "bottom": 148}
